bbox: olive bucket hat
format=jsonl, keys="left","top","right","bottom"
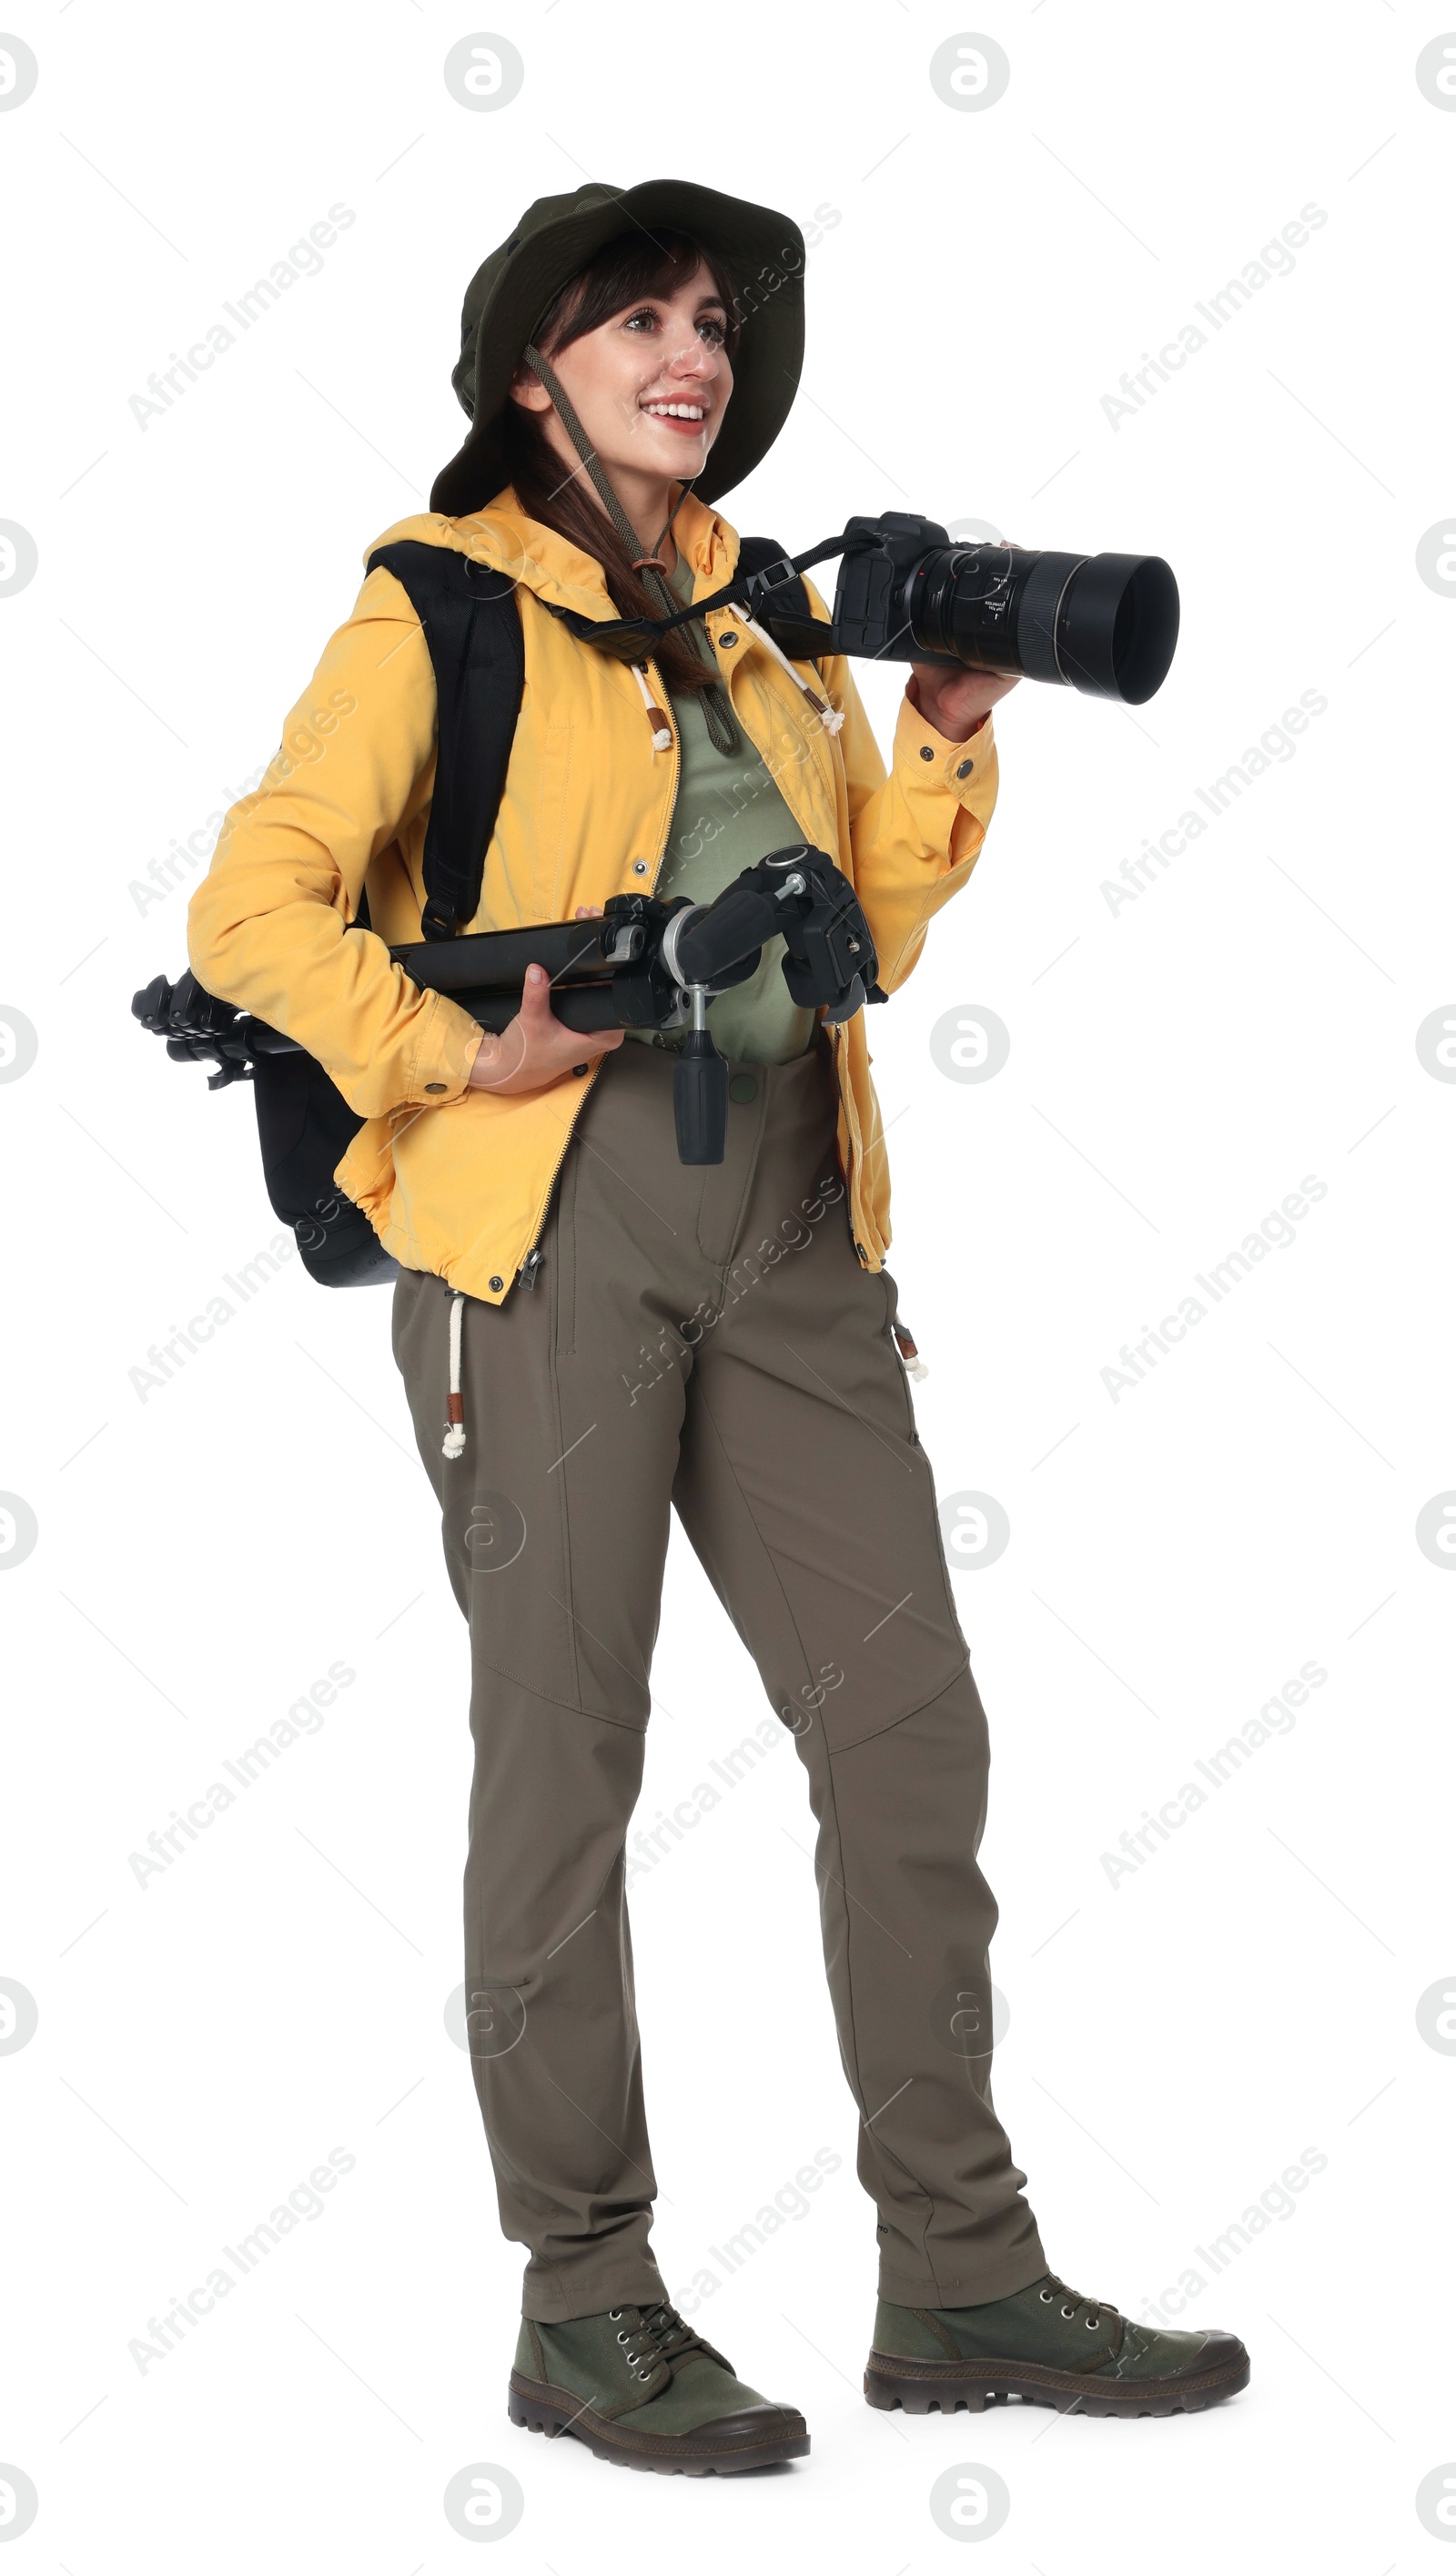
{"left": 430, "top": 178, "right": 806, "bottom": 518}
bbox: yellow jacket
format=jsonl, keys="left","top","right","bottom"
{"left": 187, "top": 490, "right": 998, "bottom": 1303}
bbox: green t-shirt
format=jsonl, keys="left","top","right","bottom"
{"left": 624, "top": 555, "right": 815, "bottom": 1065}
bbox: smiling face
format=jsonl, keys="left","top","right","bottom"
{"left": 509, "top": 256, "right": 734, "bottom": 521}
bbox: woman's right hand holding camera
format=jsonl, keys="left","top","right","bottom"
{"left": 466, "top": 917, "right": 625, "bottom": 1095}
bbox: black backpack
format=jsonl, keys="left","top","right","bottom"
{"left": 253, "top": 535, "right": 810, "bottom": 1285}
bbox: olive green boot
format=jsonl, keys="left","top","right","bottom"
{"left": 865, "top": 2272, "right": 1249, "bottom": 2419}
{"left": 510, "top": 2300, "right": 809, "bottom": 2474}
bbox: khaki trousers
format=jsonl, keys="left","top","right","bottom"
{"left": 392, "top": 1036, "right": 1046, "bottom": 2321}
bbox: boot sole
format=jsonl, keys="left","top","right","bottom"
{"left": 508, "top": 2370, "right": 810, "bottom": 2475}
{"left": 864, "top": 2348, "right": 1250, "bottom": 2419}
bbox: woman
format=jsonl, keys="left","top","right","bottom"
{"left": 188, "top": 178, "right": 1249, "bottom": 2473}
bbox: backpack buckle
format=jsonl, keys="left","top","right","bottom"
{"left": 744, "top": 555, "right": 798, "bottom": 602}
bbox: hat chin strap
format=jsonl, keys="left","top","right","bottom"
{"left": 521, "top": 342, "right": 740, "bottom": 756}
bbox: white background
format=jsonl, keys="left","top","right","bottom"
{"left": 2, "top": 2, "right": 1453, "bottom": 2567}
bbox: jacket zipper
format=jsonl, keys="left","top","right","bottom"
{"left": 509, "top": 655, "right": 681, "bottom": 1295}
{"left": 710, "top": 593, "right": 873, "bottom": 1259}
{"left": 830, "top": 1021, "right": 871, "bottom": 1266}
{"left": 513, "top": 1102, "right": 589, "bottom": 1298}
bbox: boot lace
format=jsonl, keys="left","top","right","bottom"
{"left": 606, "top": 2300, "right": 721, "bottom": 2385}
{"left": 1037, "top": 2273, "right": 1124, "bottom": 2350}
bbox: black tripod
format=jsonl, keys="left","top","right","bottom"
{"left": 134, "top": 843, "right": 884, "bottom": 1165}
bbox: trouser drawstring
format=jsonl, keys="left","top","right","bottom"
{"left": 892, "top": 1315, "right": 928, "bottom": 1381}
{"left": 443, "top": 1288, "right": 467, "bottom": 1459}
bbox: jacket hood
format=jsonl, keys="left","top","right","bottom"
{"left": 367, "top": 489, "right": 740, "bottom": 623}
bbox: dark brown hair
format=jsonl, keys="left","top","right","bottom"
{"left": 501, "top": 229, "right": 740, "bottom": 695}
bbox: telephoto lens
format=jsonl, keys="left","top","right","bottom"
{"left": 828, "top": 514, "right": 1180, "bottom": 705}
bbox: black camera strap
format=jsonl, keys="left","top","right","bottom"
{"left": 538, "top": 531, "right": 855, "bottom": 661}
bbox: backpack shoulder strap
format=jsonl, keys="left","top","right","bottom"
{"left": 367, "top": 539, "right": 524, "bottom": 941}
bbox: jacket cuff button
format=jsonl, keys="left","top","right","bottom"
{"left": 425, "top": 1081, "right": 448, "bottom": 1093}
{"left": 488, "top": 1275, "right": 503, "bottom": 1293}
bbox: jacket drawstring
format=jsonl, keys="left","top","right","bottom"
{"left": 443, "top": 1288, "right": 467, "bottom": 1458}
{"left": 631, "top": 662, "right": 673, "bottom": 753}
{"left": 729, "top": 602, "right": 845, "bottom": 735}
